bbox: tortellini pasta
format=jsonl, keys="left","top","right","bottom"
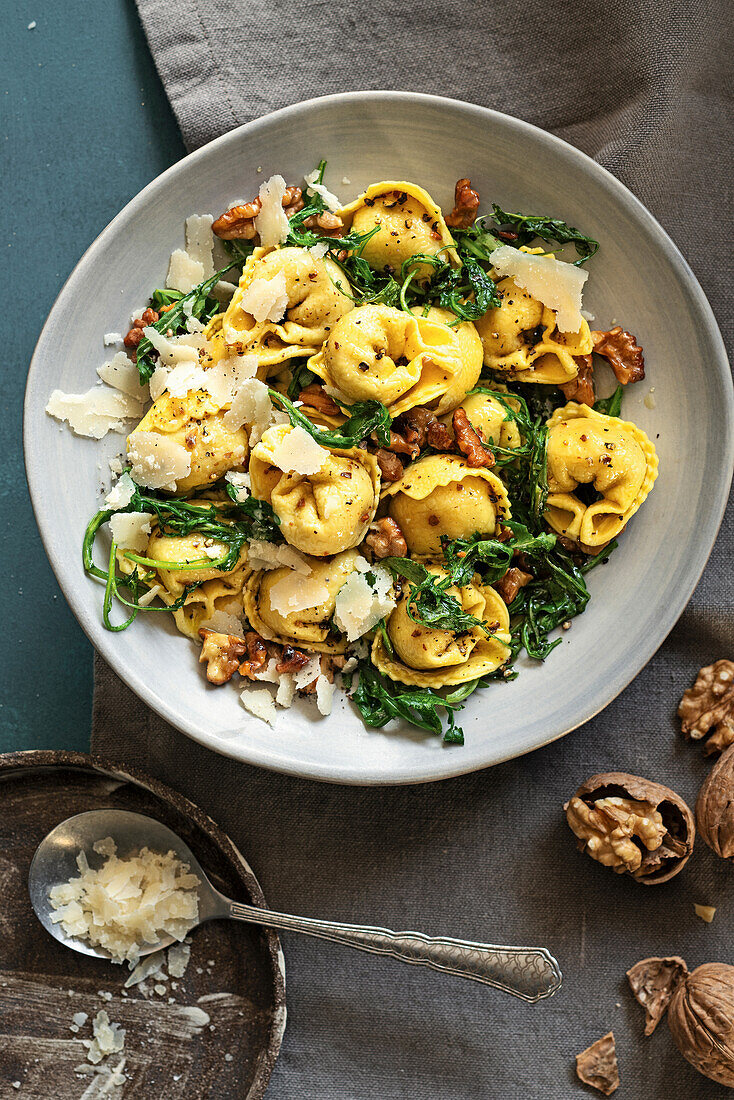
{"left": 130, "top": 390, "right": 248, "bottom": 494}
{"left": 475, "top": 276, "right": 592, "bottom": 384}
{"left": 307, "top": 303, "right": 482, "bottom": 417}
{"left": 249, "top": 425, "right": 380, "bottom": 555}
{"left": 339, "top": 181, "right": 459, "bottom": 276}
{"left": 545, "top": 402, "right": 658, "bottom": 547}
{"left": 440, "top": 390, "right": 522, "bottom": 450}
{"left": 219, "top": 246, "right": 354, "bottom": 372}
{"left": 244, "top": 549, "right": 359, "bottom": 652}
{"left": 383, "top": 454, "right": 511, "bottom": 555}
{"left": 371, "top": 565, "right": 511, "bottom": 687}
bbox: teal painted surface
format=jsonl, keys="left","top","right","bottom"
{"left": 1, "top": 1, "right": 185, "bottom": 752}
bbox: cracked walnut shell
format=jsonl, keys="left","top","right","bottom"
{"left": 565, "top": 772, "right": 694, "bottom": 884}
{"left": 696, "top": 743, "right": 734, "bottom": 859}
{"left": 679, "top": 659, "right": 734, "bottom": 755}
{"left": 575, "top": 1032, "right": 619, "bottom": 1095}
{"left": 668, "top": 963, "right": 734, "bottom": 1088}
{"left": 626, "top": 956, "right": 689, "bottom": 1036}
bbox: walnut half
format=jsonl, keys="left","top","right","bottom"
{"left": 564, "top": 772, "right": 695, "bottom": 884}
{"left": 198, "top": 629, "right": 248, "bottom": 685}
{"left": 678, "top": 659, "right": 734, "bottom": 755}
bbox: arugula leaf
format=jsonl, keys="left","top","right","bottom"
{"left": 399, "top": 252, "right": 501, "bottom": 323}
{"left": 269, "top": 389, "right": 391, "bottom": 449}
{"left": 490, "top": 204, "right": 599, "bottom": 264}
{"left": 380, "top": 557, "right": 498, "bottom": 637}
{"left": 350, "top": 661, "right": 468, "bottom": 744}
{"left": 286, "top": 360, "right": 318, "bottom": 401}
{"left": 135, "top": 260, "right": 241, "bottom": 383}
{"left": 593, "top": 384, "right": 624, "bottom": 417}
{"left": 441, "top": 524, "right": 557, "bottom": 587}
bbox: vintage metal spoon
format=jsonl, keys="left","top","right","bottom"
{"left": 29, "top": 810, "right": 562, "bottom": 1003}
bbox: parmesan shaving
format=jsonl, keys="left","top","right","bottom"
{"left": 199, "top": 609, "right": 245, "bottom": 638}
{"left": 333, "top": 565, "right": 396, "bottom": 641}
{"left": 266, "top": 424, "right": 328, "bottom": 474}
{"left": 293, "top": 655, "right": 322, "bottom": 688}
{"left": 253, "top": 175, "right": 290, "bottom": 248}
{"left": 97, "top": 352, "right": 150, "bottom": 400}
{"left": 108, "top": 512, "right": 151, "bottom": 552}
{"left": 137, "top": 584, "right": 165, "bottom": 607}
{"left": 46, "top": 388, "right": 142, "bottom": 439}
{"left": 246, "top": 540, "right": 312, "bottom": 574}
{"left": 307, "top": 241, "right": 330, "bottom": 259}
{"left": 163, "top": 361, "right": 210, "bottom": 398}
{"left": 166, "top": 249, "right": 205, "bottom": 294}
{"left": 105, "top": 472, "right": 136, "bottom": 511}
{"left": 276, "top": 675, "right": 296, "bottom": 708}
{"left": 240, "top": 271, "right": 289, "bottom": 323}
{"left": 223, "top": 377, "right": 272, "bottom": 441}
{"left": 240, "top": 687, "right": 278, "bottom": 725}
{"left": 149, "top": 366, "right": 171, "bottom": 401}
{"left": 127, "top": 431, "right": 192, "bottom": 491}
{"left": 490, "top": 245, "right": 588, "bottom": 333}
{"left": 315, "top": 675, "right": 335, "bottom": 715}
{"left": 201, "top": 353, "right": 258, "bottom": 405}
{"left": 268, "top": 572, "right": 329, "bottom": 615}
{"left": 83, "top": 1011, "right": 126, "bottom": 1065}
{"left": 304, "top": 169, "right": 342, "bottom": 212}
{"left": 225, "top": 469, "right": 251, "bottom": 502}
{"left": 142, "top": 326, "right": 202, "bottom": 366}
{"left": 185, "top": 214, "right": 215, "bottom": 278}
{"left": 48, "top": 839, "right": 200, "bottom": 964}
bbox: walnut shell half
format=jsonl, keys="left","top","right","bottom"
{"left": 575, "top": 1031, "right": 619, "bottom": 1095}
{"left": 668, "top": 963, "right": 734, "bottom": 1088}
{"left": 626, "top": 956, "right": 689, "bottom": 1035}
{"left": 565, "top": 772, "right": 695, "bottom": 884}
{"left": 696, "top": 743, "right": 734, "bottom": 859}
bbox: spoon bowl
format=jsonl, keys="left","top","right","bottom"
{"left": 30, "top": 808, "right": 562, "bottom": 1002}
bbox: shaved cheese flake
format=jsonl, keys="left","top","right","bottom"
{"left": 293, "top": 655, "right": 322, "bottom": 689}
{"left": 247, "top": 540, "right": 312, "bottom": 574}
{"left": 315, "top": 675, "right": 335, "bottom": 715}
{"left": 166, "top": 249, "right": 205, "bottom": 294}
{"left": 142, "top": 326, "right": 201, "bottom": 366}
{"left": 104, "top": 332, "right": 123, "bottom": 345}
{"left": 167, "top": 941, "right": 191, "bottom": 978}
{"left": 137, "top": 583, "right": 165, "bottom": 607}
{"left": 201, "top": 352, "right": 258, "bottom": 405}
{"left": 276, "top": 675, "right": 296, "bottom": 708}
{"left": 105, "top": 471, "right": 136, "bottom": 510}
{"left": 46, "top": 387, "right": 142, "bottom": 439}
{"left": 163, "top": 361, "right": 209, "bottom": 398}
{"left": 199, "top": 609, "right": 245, "bottom": 638}
{"left": 333, "top": 564, "right": 396, "bottom": 641}
{"left": 490, "top": 245, "right": 588, "bottom": 333}
{"left": 109, "top": 511, "right": 151, "bottom": 551}
{"left": 127, "top": 431, "right": 192, "bottom": 491}
{"left": 97, "top": 351, "right": 150, "bottom": 400}
{"left": 240, "top": 270, "right": 289, "bottom": 323}
{"left": 185, "top": 214, "right": 215, "bottom": 277}
{"left": 83, "top": 1011, "right": 126, "bottom": 1065}
{"left": 149, "top": 366, "right": 170, "bottom": 401}
{"left": 254, "top": 175, "right": 290, "bottom": 248}
{"left": 225, "top": 469, "right": 251, "bottom": 502}
{"left": 268, "top": 572, "right": 329, "bottom": 616}
{"left": 308, "top": 241, "right": 330, "bottom": 259}
{"left": 304, "top": 169, "right": 342, "bottom": 212}
{"left": 223, "top": 378, "right": 272, "bottom": 441}
{"left": 267, "top": 424, "right": 328, "bottom": 474}
{"left": 240, "top": 687, "right": 277, "bottom": 725}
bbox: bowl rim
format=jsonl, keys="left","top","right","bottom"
{"left": 24, "top": 90, "right": 734, "bottom": 785}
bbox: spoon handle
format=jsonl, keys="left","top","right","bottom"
{"left": 226, "top": 902, "right": 561, "bottom": 1003}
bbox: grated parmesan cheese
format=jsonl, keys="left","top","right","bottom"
{"left": 83, "top": 1011, "right": 126, "bottom": 1065}
{"left": 265, "top": 424, "right": 328, "bottom": 475}
{"left": 253, "top": 175, "right": 290, "bottom": 248}
{"left": 97, "top": 352, "right": 149, "bottom": 400}
{"left": 105, "top": 471, "right": 136, "bottom": 511}
{"left": 490, "top": 245, "right": 588, "bottom": 333}
{"left": 166, "top": 941, "right": 191, "bottom": 978}
{"left": 304, "top": 169, "right": 342, "bottom": 212}
{"left": 185, "top": 214, "right": 215, "bottom": 278}
{"left": 268, "top": 571, "right": 329, "bottom": 615}
{"left": 246, "top": 540, "right": 312, "bottom": 574}
{"left": 166, "top": 249, "right": 205, "bottom": 294}
{"left": 49, "top": 839, "right": 199, "bottom": 965}
{"left": 240, "top": 687, "right": 278, "bottom": 725}
{"left": 239, "top": 271, "right": 289, "bottom": 323}
{"left": 46, "top": 387, "right": 143, "bottom": 439}
{"left": 108, "top": 512, "right": 151, "bottom": 552}
{"left": 223, "top": 377, "right": 272, "bottom": 441}
{"left": 127, "top": 431, "right": 192, "bottom": 491}
{"left": 333, "top": 564, "right": 396, "bottom": 641}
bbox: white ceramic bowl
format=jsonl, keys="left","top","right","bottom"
{"left": 25, "top": 92, "right": 733, "bottom": 784}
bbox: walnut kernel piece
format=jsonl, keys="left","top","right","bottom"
{"left": 494, "top": 567, "right": 532, "bottom": 606}
{"left": 678, "top": 659, "right": 734, "bottom": 755}
{"left": 302, "top": 210, "right": 344, "bottom": 235}
{"left": 374, "top": 448, "right": 404, "bottom": 482}
{"left": 564, "top": 772, "right": 695, "bottom": 884}
{"left": 445, "top": 177, "right": 480, "bottom": 229}
{"left": 668, "top": 963, "right": 734, "bottom": 1088}
{"left": 298, "top": 383, "right": 341, "bottom": 417}
{"left": 212, "top": 186, "right": 303, "bottom": 240}
{"left": 696, "top": 743, "right": 734, "bottom": 859}
{"left": 626, "top": 956, "right": 688, "bottom": 1036}
{"left": 237, "top": 632, "right": 269, "bottom": 679}
{"left": 591, "top": 326, "right": 645, "bottom": 385}
{"left": 694, "top": 904, "right": 716, "bottom": 923}
{"left": 560, "top": 353, "right": 595, "bottom": 405}
{"left": 452, "top": 407, "right": 495, "bottom": 468}
{"left": 575, "top": 1032, "right": 619, "bottom": 1096}
{"left": 198, "top": 629, "right": 248, "bottom": 685}
{"left": 275, "top": 645, "right": 311, "bottom": 675}
{"left": 366, "top": 517, "right": 408, "bottom": 559}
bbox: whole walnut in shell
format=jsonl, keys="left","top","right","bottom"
{"left": 696, "top": 743, "right": 734, "bottom": 859}
{"left": 668, "top": 963, "right": 734, "bottom": 1087}
{"left": 564, "top": 772, "right": 695, "bottom": 884}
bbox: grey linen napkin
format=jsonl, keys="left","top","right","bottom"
{"left": 91, "top": 2, "right": 734, "bottom": 1095}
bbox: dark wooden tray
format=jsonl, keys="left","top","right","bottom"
{"left": 0, "top": 750, "right": 285, "bottom": 1098}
